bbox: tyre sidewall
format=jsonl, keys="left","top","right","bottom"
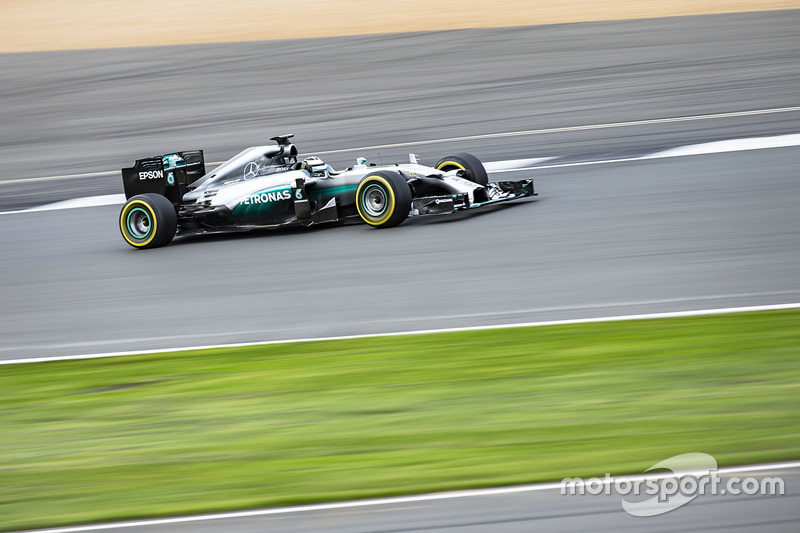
{"left": 435, "top": 152, "right": 489, "bottom": 186}
{"left": 356, "top": 171, "right": 411, "bottom": 228}
{"left": 120, "top": 194, "right": 177, "bottom": 249}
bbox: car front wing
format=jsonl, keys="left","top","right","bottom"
{"left": 410, "top": 179, "right": 536, "bottom": 217}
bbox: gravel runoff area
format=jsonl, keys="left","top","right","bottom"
{"left": 3, "top": 0, "right": 799, "bottom": 52}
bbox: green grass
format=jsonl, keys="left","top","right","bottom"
{"left": 1, "top": 309, "right": 799, "bottom": 531}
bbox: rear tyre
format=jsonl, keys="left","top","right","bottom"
{"left": 356, "top": 171, "right": 412, "bottom": 228}
{"left": 435, "top": 152, "right": 489, "bottom": 186}
{"left": 119, "top": 193, "right": 178, "bottom": 249}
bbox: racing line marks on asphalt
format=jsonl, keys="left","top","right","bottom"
{"left": 15, "top": 460, "right": 800, "bottom": 533}
{"left": 3, "top": 290, "right": 799, "bottom": 357}
{"left": 311, "top": 106, "right": 800, "bottom": 155}
{"left": 2, "top": 302, "right": 799, "bottom": 366}
{"left": 371, "top": 289, "right": 800, "bottom": 323}
{"left": 3, "top": 290, "right": 799, "bottom": 356}
{"left": 2, "top": 130, "right": 800, "bottom": 216}
{"left": 0, "top": 169, "right": 118, "bottom": 186}
{"left": 1, "top": 105, "right": 799, "bottom": 188}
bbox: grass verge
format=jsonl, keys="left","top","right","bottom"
{"left": 1, "top": 309, "right": 799, "bottom": 530}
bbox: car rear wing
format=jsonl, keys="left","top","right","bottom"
{"left": 121, "top": 150, "right": 206, "bottom": 204}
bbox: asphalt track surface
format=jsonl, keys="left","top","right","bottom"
{"left": 1, "top": 10, "right": 800, "bottom": 208}
{"left": 2, "top": 9, "right": 800, "bottom": 533}
{"left": 17, "top": 467, "right": 799, "bottom": 533}
{"left": 3, "top": 145, "right": 800, "bottom": 363}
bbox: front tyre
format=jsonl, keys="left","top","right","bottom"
{"left": 356, "top": 171, "right": 412, "bottom": 228}
{"left": 435, "top": 152, "right": 489, "bottom": 186}
{"left": 119, "top": 193, "right": 178, "bottom": 249}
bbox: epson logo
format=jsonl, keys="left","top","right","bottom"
{"left": 240, "top": 189, "right": 291, "bottom": 205}
{"left": 139, "top": 170, "right": 164, "bottom": 180}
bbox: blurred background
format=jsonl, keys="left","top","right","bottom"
{"left": 4, "top": 0, "right": 797, "bottom": 53}
{"left": 1, "top": 1, "right": 799, "bottom": 531}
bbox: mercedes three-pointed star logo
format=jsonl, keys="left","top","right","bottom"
{"left": 243, "top": 162, "right": 259, "bottom": 179}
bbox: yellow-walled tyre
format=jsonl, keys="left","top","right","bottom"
{"left": 119, "top": 193, "right": 177, "bottom": 249}
{"left": 356, "top": 171, "right": 412, "bottom": 229}
{"left": 435, "top": 152, "right": 489, "bottom": 186}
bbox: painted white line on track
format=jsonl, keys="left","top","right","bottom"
{"left": 3, "top": 131, "right": 800, "bottom": 216}
{"left": 24, "top": 194, "right": 126, "bottom": 213}
{"left": 490, "top": 132, "right": 800, "bottom": 173}
{"left": 0, "top": 169, "right": 118, "bottom": 186}
{"left": 2, "top": 105, "right": 798, "bottom": 187}
{"left": 483, "top": 157, "right": 555, "bottom": 170}
{"left": 2, "top": 289, "right": 798, "bottom": 355}
{"left": 491, "top": 155, "right": 652, "bottom": 173}
{"left": 0, "top": 196, "right": 126, "bottom": 216}
{"left": 311, "top": 106, "right": 800, "bottom": 155}
{"left": 643, "top": 133, "right": 800, "bottom": 158}
{"left": 0, "top": 290, "right": 794, "bottom": 356}
{"left": 14, "top": 460, "right": 800, "bottom": 533}
{"left": 380, "top": 289, "right": 800, "bottom": 322}
{"left": 1, "top": 302, "right": 798, "bottom": 366}
{"left": 0, "top": 159, "right": 555, "bottom": 215}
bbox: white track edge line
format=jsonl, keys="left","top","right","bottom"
{"left": 2, "top": 302, "right": 798, "bottom": 366}
{"left": 15, "top": 460, "right": 800, "bottom": 532}
{"left": 3, "top": 131, "right": 800, "bottom": 215}
{"left": 3, "top": 105, "right": 799, "bottom": 186}
{"left": 310, "top": 106, "right": 800, "bottom": 155}
{"left": 491, "top": 132, "right": 800, "bottom": 173}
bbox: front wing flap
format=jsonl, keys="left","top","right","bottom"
{"left": 410, "top": 179, "right": 535, "bottom": 217}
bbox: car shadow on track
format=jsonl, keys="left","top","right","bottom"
{"left": 169, "top": 224, "right": 337, "bottom": 247}
{"left": 168, "top": 199, "right": 537, "bottom": 246}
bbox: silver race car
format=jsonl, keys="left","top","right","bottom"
{"left": 120, "top": 135, "right": 535, "bottom": 248}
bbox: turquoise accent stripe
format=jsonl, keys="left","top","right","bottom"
{"left": 310, "top": 184, "right": 358, "bottom": 197}
{"left": 233, "top": 186, "right": 292, "bottom": 217}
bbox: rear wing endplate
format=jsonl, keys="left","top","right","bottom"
{"left": 121, "top": 150, "right": 206, "bottom": 203}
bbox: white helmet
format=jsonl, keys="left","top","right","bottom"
{"left": 300, "top": 156, "right": 329, "bottom": 177}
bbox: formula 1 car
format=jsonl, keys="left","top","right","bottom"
{"left": 119, "top": 135, "right": 536, "bottom": 249}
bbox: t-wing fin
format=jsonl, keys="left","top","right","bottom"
{"left": 270, "top": 134, "right": 295, "bottom": 146}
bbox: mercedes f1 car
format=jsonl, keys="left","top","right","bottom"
{"left": 119, "top": 135, "right": 536, "bottom": 249}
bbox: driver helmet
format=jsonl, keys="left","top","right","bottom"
{"left": 300, "top": 156, "right": 329, "bottom": 177}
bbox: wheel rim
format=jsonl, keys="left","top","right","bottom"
{"left": 362, "top": 184, "right": 388, "bottom": 217}
{"left": 126, "top": 207, "right": 152, "bottom": 239}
